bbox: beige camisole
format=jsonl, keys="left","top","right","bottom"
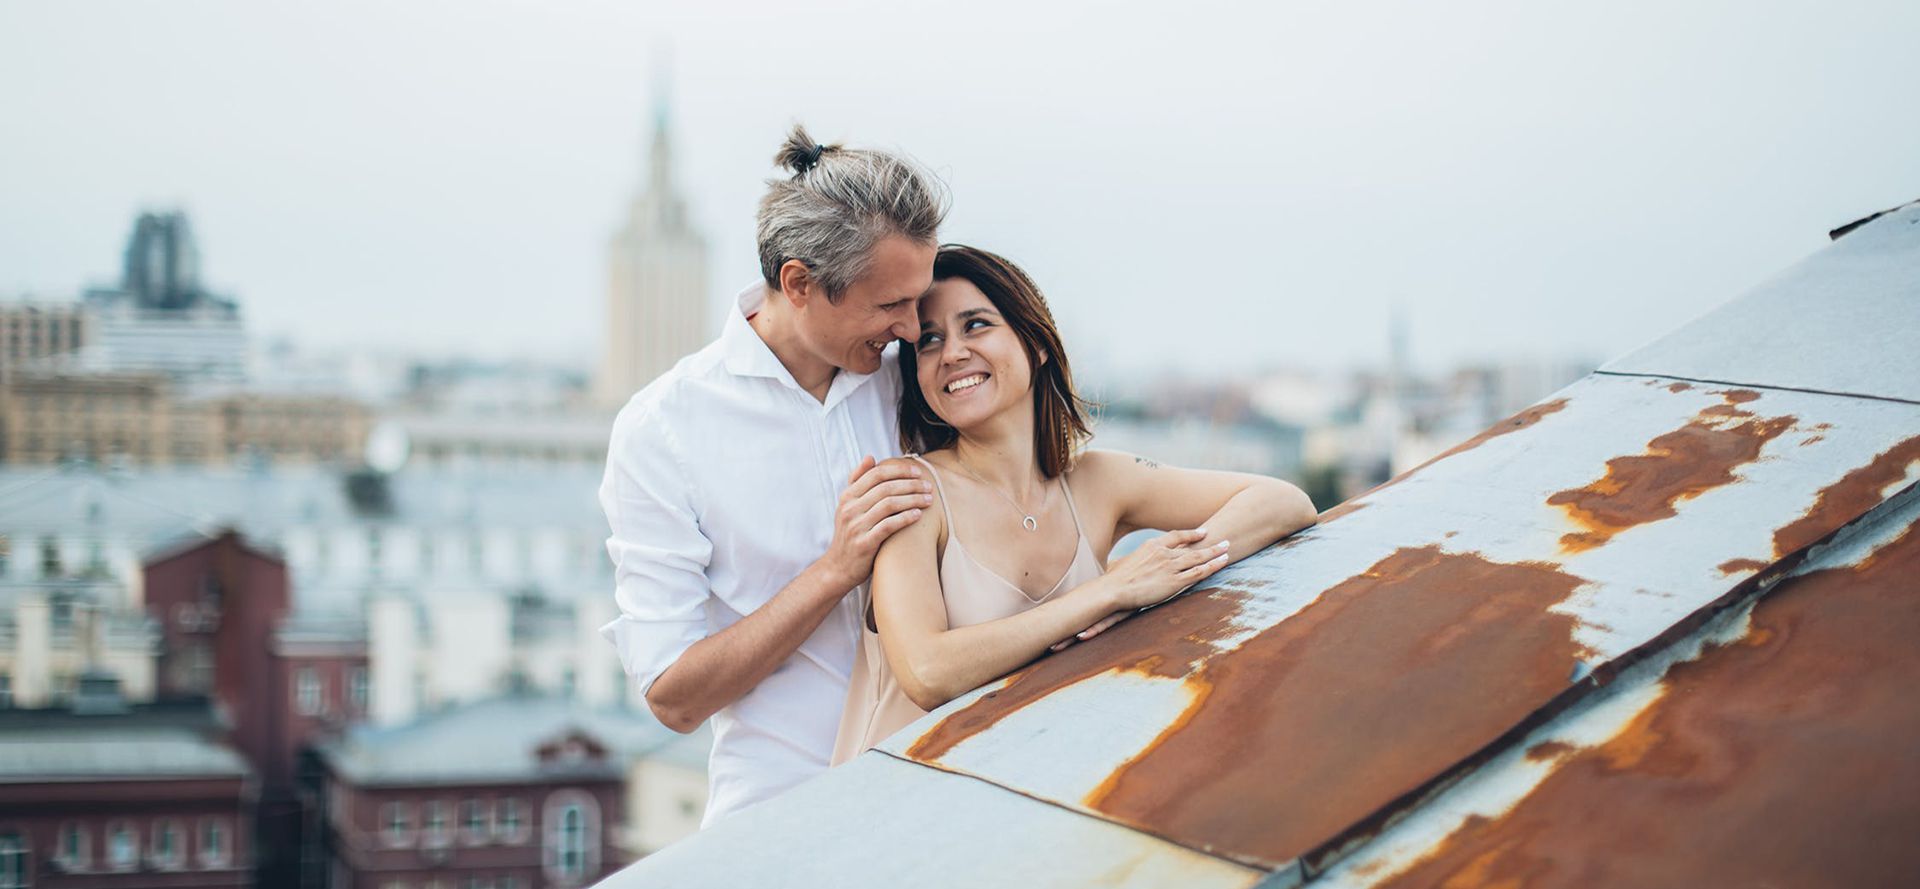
{"left": 831, "top": 454, "right": 1105, "bottom": 765}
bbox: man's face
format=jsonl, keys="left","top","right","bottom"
{"left": 797, "top": 235, "right": 936, "bottom": 376}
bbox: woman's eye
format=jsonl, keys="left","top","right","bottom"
{"left": 964, "top": 319, "right": 990, "bottom": 332}
{"left": 916, "top": 334, "right": 941, "bottom": 350}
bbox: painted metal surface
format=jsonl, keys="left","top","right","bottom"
{"left": 1318, "top": 486, "right": 1920, "bottom": 888}
{"left": 596, "top": 750, "right": 1263, "bottom": 888}
{"left": 1600, "top": 200, "right": 1920, "bottom": 404}
{"left": 885, "top": 377, "right": 1920, "bottom": 871}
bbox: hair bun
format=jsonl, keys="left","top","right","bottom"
{"left": 775, "top": 124, "right": 837, "bottom": 176}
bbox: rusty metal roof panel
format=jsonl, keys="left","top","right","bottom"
{"left": 1599, "top": 200, "right": 1920, "bottom": 403}
{"left": 1318, "top": 484, "right": 1920, "bottom": 888}
{"left": 881, "top": 377, "right": 1920, "bottom": 872}
{"left": 600, "top": 750, "right": 1264, "bottom": 888}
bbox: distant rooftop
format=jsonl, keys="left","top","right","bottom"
{"left": 316, "top": 694, "right": 689, "bottom": 787}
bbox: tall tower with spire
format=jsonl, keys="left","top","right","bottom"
{"left": 596, "top": 84, "right": 710, "bottom": 407}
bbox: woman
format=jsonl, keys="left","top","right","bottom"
{"left": 831, "top": 245, "right": 1319, "bottom": 764}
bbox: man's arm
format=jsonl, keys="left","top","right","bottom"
{"left": 641, "top": 456, "right": 931, "bottom": 732}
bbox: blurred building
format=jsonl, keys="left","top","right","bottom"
{"left": 0, "top": 375, "right": 370, "bottom": 468}
{"left": 594, "top": 97, "right": 709, "bottom": 408}
{"left": 0, "top": 692, "right": 255, "bottom": 889}
{"left": 0, "top": 300, "right": 91, "bottom": 383}
{"left": 73, "top": 210, "right": 247, "bottom": 386}
{"left": 315, "top": 696, "right": 696, "bottom": 889}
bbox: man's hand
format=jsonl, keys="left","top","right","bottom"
{"left": 820, "top": 456, "right": 933, "bottom": 591}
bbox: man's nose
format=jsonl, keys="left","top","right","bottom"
{"left": 888, "top": 308, "right": 919, "bottom": 343}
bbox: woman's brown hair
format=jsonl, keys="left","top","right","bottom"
{"left": 899, "top": 244, "right": 1093, "bottom": 478}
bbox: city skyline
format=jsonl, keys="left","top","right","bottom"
{"left": 2, "top": 1, "right": 1916, "bottom": 383}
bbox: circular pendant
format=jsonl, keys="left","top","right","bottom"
{"left": 1022, "top": 515, "right": 1038, "bottom": 532}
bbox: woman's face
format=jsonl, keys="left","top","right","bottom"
{"left": 914, "top": 277, "right": 1035, "bottom": 432}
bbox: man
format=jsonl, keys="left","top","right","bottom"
{"left": 599, "top": 125, "right": 948, "bottom": 825}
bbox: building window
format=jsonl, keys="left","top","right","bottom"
{"left": 39, "top": 536, "right": 60, "bottom": 578}
{"left": 559, "top": 807, "right": 585, "bottom": 879}
{"left": 542, "top": 791, "right": 600, "bottom": 886}
{"left": 151, "top": 819, "right": 182, "bottom": 868}
{"left": 367, "top": 527, "right": 384, "bottom": 578}
{"left": 494, "top": 798, "right": 523, "bottom": 842}
{"left": 58, "top": 821, "right": 88, "bottom": 869}
{"left": 199, "top": 818, "right": 228, "bottom": 866}
{"left": 0, "top": 675, "right": 10, "bottom": 709}
{"left": 500, "top": 876, "right": 523, "bottom": 889}
{"left": 296, "top": 667, "right": 323, "bottom": 716}
{"left": 424, "top": 800, "right": 449, "bottom": 847}
{"left": 382, "top": 802, "right": 412, "bottom": 846}
{"left": 107, "top": 821, "right": 137, "bottom": 869}
{"left": 350, "top": 667, "right": 369, "bottom": 713}
{"left": 0, "top": 832, "right": 24, "bottom": 889}
{"left": 461, "top": 799, "right": 488, "bottom": 843}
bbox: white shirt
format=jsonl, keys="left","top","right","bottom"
{"left": 599, "top": 283, "right": 904, "bottom": 826}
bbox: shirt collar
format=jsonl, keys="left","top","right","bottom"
{"left": 720, "top": 281, "right": 888, "bottom": 408}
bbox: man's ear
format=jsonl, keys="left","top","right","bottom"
{"left": 778, "top": 260, "right": 816, "bottom": 309}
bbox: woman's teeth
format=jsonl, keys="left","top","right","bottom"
{"left": 946, "top": 373, "right": 988, "bottom": 393}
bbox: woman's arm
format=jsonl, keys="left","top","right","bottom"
{"left": 1057, "top": 450, "right": 1320, "bottom": 646}
{"left": 869, "top": 473, "right": 1228, "bottom": 711}
{"left": 1086, "top": 449, "right": 1319, "bottom": 564}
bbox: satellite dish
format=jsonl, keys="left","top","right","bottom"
{"left": 365, "top": 422, "right": 410, "bottom": 474}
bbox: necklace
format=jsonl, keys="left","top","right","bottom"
{"left": 951, "top": 453, "right": 1049, "bottom": 532}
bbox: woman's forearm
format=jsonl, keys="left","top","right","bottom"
{"left": 894, "top": 580, "right": 1120, "bottom": 709}
{"left": 1191, "top": 478, "right": 1317, "bottom": 561}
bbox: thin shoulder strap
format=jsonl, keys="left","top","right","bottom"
{"left": 1057, "top": 468, "right": 1088, "bottom": 539}
{"left": 905, "top": 454, "right": 956, "bottom": 528}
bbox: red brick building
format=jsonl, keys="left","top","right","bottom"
{"left": 316, "top": 697, "right": 668, "bottom": 889}
{"left": 140, "top": 530, "right": 368, "bottom": 887}
{"left": 0, "top": 697, "right": 255, "bottom": 888}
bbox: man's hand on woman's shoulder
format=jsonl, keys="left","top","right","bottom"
{"left": 819, "top": 456, "right": 935, "bottom": 591}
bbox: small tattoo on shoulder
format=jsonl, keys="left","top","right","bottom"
{"left": 1134, "top": 456, "right": 1160, "bottom": 469}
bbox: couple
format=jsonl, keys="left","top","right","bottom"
{"left": 599, "top": 126, "right": 1318, "bottom": 826}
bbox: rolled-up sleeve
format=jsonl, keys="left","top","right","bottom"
{"left": 598, "top": 407, "right": 713, "bottom": 694}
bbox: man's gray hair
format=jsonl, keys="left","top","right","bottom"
{"left": 756, "top": 125, "right": 949, "bottom": 301}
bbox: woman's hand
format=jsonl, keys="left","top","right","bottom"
{"left": 1094, "top": 528, "right": 1231, "bottom": 612}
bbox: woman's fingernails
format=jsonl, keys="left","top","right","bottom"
{"left": 1218, "top": 540, "right": 1231, "bottom": 549}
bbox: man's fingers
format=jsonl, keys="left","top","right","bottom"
{"left": 860, "top": 507, "right": 923, "bottom": 546}
{"left": 845, "top": 459, "right": 925, "bottom": 501}
{"left": 851, "top": 482, "right": 933, "bottom": 520}
{"left": 845, "top": 455, "right": 877, "bottom": 487}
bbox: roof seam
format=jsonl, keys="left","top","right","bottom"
{"left": 1590, "top": 370, "right": 1920, "bottom": 407}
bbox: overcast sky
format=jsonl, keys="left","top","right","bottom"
{"left": 3, "top": 0, "right": 1915, "bottom": 382}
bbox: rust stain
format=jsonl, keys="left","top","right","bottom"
{"left": 1665, "top": 382, "right": 1692, "bottom": 393}
{"left": 1379, "top": 524, "right": 1920, "bottom": 889}
{"left": 905, "top": 591, "right": 1248, "bottom": 762}
{"left": 1524, "top": 740, "right": 1575, "bottom": 763}
{"left": 1716, "top": 558, "right": 1769, "bottom": 575}
{"left": 1318, "top": 399, "right": 1570, "bottom": 524}
{"left": 1079, "top": 547, "right": 1592, "bottom": 867}
{"left": 1713, "top": 388, "right": 1762, "bottom": 404}
{"left": 1549, "top": 403, "right": 1796, "bottom": 553}
{"left": 1320, "top": 500, "right": 1368, "bottom": 522}
{"left": 1772, "top": 435, "right": 1920, "bottom": 558}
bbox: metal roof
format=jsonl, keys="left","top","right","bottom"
{"left": 316, "top": 695, "right": 682, "bottom": 787}
{"left": 599, "top": 202, "right": 1920, "bottom": 887}
{"left": 0, "top": 727, "right": 251, "bottom": 783}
